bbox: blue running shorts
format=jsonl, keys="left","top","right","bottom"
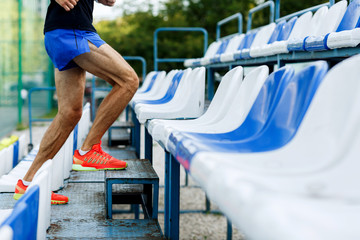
{"left": 44, "top": 29, "right": 106, "bottom": 71}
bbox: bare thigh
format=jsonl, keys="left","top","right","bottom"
{"left": 73, "top": 42, "right": 138, "bottom": 89}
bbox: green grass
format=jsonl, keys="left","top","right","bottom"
{"left": 16, "top": 123, "right": 28, "bottom": 131}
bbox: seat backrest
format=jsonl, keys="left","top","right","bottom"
{"left": 137, "top": 71, "right": 156, "bottom": 93}
{"left": 268, "top": 21, "right": 286, "bottom": 44}
{"left": 223, "top": 66, "right": 295, "bottom": 140}
{"left": 140, "top": 72, "right": 161, "bottom": 94}
{"left": 308, "top": 6, "right": 328, "bottom": 36}
{"left": 51, "top": 144, "right": 65, "bottom": 191}
{"left": 317, "top": 0, "right": 348, "bottom": 35}
{"left": 1, "top": 186, "right": 39, "bottom": 240}
{"left": 215, "top": 39, "right": 231, "bottom": 55}
{"left": 257, "top": 61, "right": 328, "bottom": 149}
{"left": 250, "top": 23, "right": 276, "bottom": 48}
{"left": 237, "top": 30, "right": 258, "bottom": 50}
{"left": 0, "top": 150, "right": 6, "bottom": 176}
{"left": 223, "top": 34, "right": 245, "bottom": 54}
{"left": 288, "top": 11, "right": 313, "bottom": 40}
{"left": 291, "top": 54, "right": 360, "bottom": 168}
{"left": 0, "top": 225, "right": 13, "bottom": 240}
{"left": 169, "top": 67, "right": 206, "bottom": 112}
{"left": 277, "top": 17, "right": 297, "bottom": 41}
{"left": 141, "top": 68, "right": 192, "bottom": 105}
{"left": 336, "top": 0, "right": 360, "bottom": 32}
{"left": 150, "top": 70, "right": 177, "bottom": 98}
{"left": 204, "top": 41, "right": 223, "bottom": 58}
{"left": 30, "top": 160, "right": 52, "bottom": 240}
{"left": 197, "top": 66, "right": 244, "bottom": 124}
{"left": 212, "top": 66, "right": 269, "bottom": 133}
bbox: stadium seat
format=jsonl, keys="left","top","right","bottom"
{"left": 174, "top": 61, "right": 328, "bottom": 169}
{"left": 327, "top": 0, "right": 360, "bottom": 49}
{"left": 130, "top": 70, "right": 177, "bottom": 108}
{"left": 166, "top": 66, "right": 294, "bottom": 148}
{"left": 0, "top": 225, "right": 13, "bottom": 240}
{"left": 63, "top": 131, "right": 74, "bottom": 180}
{"left": 220, "top": 29, "right": 258, "bottom": 62}
{"left": 0, "top": 186, "right": 39, "bottom": 240}
{"left": 134, "top": 71, "right": 167, "bottom": 98}
{"left": 136, "top": 71, "right": 158, "bottom": 93}
{"left": 184, "top": 41, "right": 222, "bottom": 67}
{"left": 240, "top": 23, "right": 276, "bottom": 59}
{"left": 161, "top": 66, "right": 269, "bottom": 154}
{"left": 131, "top": 71, "right": 166, "bottom": 99}
{"left": 259, "top": 16, "right": 297, "bottom": 56}
{"left": 29, "top": 160, "right": 52, "bottom": 240}
{"left": 209, "top": 34, "right": 245, "bottom": 63}
{"left": 269, "top": 11, "right": 313, "bottom": 55}
{"left": 200, "top": 39, "right": 231, "bottom": 65}
{"left": 135, "top": 68, "right": 205, "bottom": 124}
{"left": 0, "top": 149, "right": 8, "bottom": 177}
{"left": 77, "top": 103, "right": 91, "bottom": 147}
{"left": 189, "top": 54, "right": 360, "bottom": 240}
{"left": 250, "top": 20, "right": 286, "bottom": 57}
{"left": 304, "top": 0, "right": 348, "bottom": 51}
{"left": 287, "top": 6, "right": 328, "bottom": 51}
{"left": 148, "top": 66, "right": 244, "bottom": 148}
{"left": 133, "top": 70, "right": 186, "bottom": 111}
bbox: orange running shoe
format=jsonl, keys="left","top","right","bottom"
{"left": 13, "top": 179, "right": 68, "bottom": 205}
{"left": 72, "top": 142, "right": 128, "bottom": 171}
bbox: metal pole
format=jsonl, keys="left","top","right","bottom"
{"left": 169, "top": 154, "right": 180, "bottom": 240}
{"left": 164, "top": 151, "right": 171, "bottom": 237}
{"left": 17, "top": 0, "right": 23, "bottom": 125}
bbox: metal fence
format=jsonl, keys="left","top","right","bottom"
{"left": 0, "top": 0, "right": 53, "bottom": 137}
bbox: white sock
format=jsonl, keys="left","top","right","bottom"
{"left": 22, "top": 180, "right": 31, "bottom": 186}
{"left": 79, "top": 149, "right": 90, "bottom": 156}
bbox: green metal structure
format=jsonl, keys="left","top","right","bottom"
{"left": 0, "top": 0, "right": 53, "bottom": 137}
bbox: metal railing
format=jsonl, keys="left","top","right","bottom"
{"left": 153, "top": 27, "right": 208, "bottom": 71}
{"left": 216, "top": 13, "right": 243, "bottom": 40}
{"left": 247, "top": 0, "right": 275, "bottom": 31}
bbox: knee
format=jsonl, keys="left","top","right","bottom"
{"left": 59, "top": 106, "right": 82, "bottom": 126}
{"left": 126, "top": 71, "right": 139, "bottom": 95}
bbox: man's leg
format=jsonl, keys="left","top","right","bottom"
{"left": 23, "top": 67, "right": 86, "bottom": 182}
{"left": 73, "top": 42, "right": 139, "bottom": 151}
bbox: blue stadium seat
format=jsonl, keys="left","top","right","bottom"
{"left": 210, "top": 34, "right": 244, "bottom": 63}
{"left": 250, "top": 21, "right": 286, "bottom": 57}
{"left": 201, "top": 38, "right": 231, "bottom": 65}
{"left": 241, "top": 23, "right": 276, "bottom": 59}
{"left": 273, "top": 11, "right": 314, "bottom": 54}
{"left": 171, "top": 61, "right": 328, "bottom": 169}
{"left": 256, "top": 16, "right": 297, "bottom": 56}
{"left": 287, "top": 6, "right": 328, "bottom": 51}
{"left": 221, "top": 29, "right": 258, "bottom": 62}
{"left": 304, "top": 0, "right": 349, "bottom": 51}
{"left": 133, "top": 71, "right": 185, "bottom": 108}
{"left": 0, "top": 186, "right": 40, "bottom": 240}
{"left": 184, "top": 41, "right": 222, "bottom": 67}
{"left": 130, "top": 70, "right": 176, "bottom": 108}
{"left": 136, "top": 72, "right": 160, "bottom": 94}
{"left": 168, "top": 66, "right": 294, "bottom": 152}
{"left": 189, "top": 53, "right": 360, "bottom": 240}
{"left": 327, "top": 0, "right": 360, "bottom": 49}
{"left": 148, "top": 66, "right": 244, "bottom": 148}
{"left": 135, "top": 68, "right": 205, "bottom": 124}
